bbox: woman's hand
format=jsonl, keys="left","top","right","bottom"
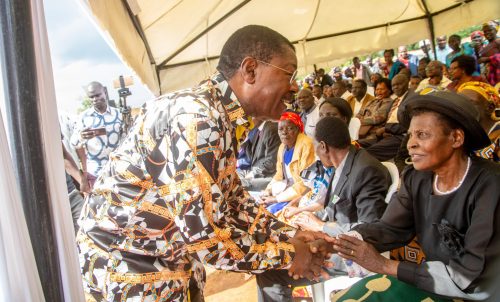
{"left": 294, "top": 212, "right": 325, "bottom": 232}
{"left": 283, "top": 206, "right": 302, "bottom": 218}
{"left": 333, "top": 234, "right": 399, "bottom": 276}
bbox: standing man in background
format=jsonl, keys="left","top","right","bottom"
{"left": 71, "top": 81, "right": 122, "bottom": 184}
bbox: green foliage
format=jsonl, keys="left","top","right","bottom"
{"left": 453, "top": 24, "right": 483, "bottom": 39}
{"left": 77, "top": 97, "right": 92, "bottom": 114}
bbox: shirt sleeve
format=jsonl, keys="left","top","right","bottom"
{"left": 353, "top": 168, "right": 416, "bottom": 252}
{"left": 360, "top": 98, "right": 393, "bottom": 126}
{"left": 357, "top": 167, "right": 500, "bottom": 300}
{"left": 70, "top": 115, "right": 86, "bottom": 148}
{"left": 154, "top": 111, "right": 297, "bottom": 273}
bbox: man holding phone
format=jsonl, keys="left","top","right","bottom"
{"left": 71, "top": 81, "right": 122, "bottom": 184}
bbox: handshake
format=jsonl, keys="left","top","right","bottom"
{"left": 286, "top": 229, "right": 336, "bottom": 281}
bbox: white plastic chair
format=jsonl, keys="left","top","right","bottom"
{"left": 381, "top": 161, "right": 400, "bottom": 203}
{"left": 348, "top": 117, "right": 361, "bottom": 140}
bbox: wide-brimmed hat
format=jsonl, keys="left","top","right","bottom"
{"left": 400, "top": 90, "right": 490, "bottom": 151}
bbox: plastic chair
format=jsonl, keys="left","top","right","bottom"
{"left": 381, "top": 161, "right": 400, "bottom": 203}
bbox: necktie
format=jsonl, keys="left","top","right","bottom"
{"left": 387, "top": 97, "right": 402, "bottom": 124}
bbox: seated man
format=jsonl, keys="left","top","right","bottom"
{"left": 415, "top": 60, "right": 451, "bottom": 92}
{"left": 237, "top": 118, "right": 281, "bottom": 190}
{"left": 256, "top": 117, "right": 390, "bottom": 301}
{"left": 297, "top": 88, "right": 320, "bottom": 137}
{"left": 362, "top": 74, "right": 413, "bottom": 161}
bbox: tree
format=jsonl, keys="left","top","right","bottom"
{"left": 77, "top": 97, "right": 92, "bottom": 114}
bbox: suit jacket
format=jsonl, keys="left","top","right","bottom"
{"left": 323, "top": 146, "right": 389, "bottom": 235}
{"left": 385, "top": 90, "right": 415, "bottom": 135}
{"left": 241, "top": 121, "right": 280, "bottom": 177}
{"left": 266, "top": 132, "right": 316, "bottom": 202}
{"left": 347, "top": 93, "right": 376, "bottom": 114}
{"left": 357, "top": 97, "right": 393, "bottom": 139}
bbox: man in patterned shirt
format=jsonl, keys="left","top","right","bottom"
{"left": 71, "top": 81, "right": 122, "bottom": 184}
{"left": 77, "top": 25, "right": 332, "bottom": 302}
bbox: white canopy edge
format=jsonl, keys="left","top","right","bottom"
{"left": 79, "top": 0, "right": 499, "bottom": 97}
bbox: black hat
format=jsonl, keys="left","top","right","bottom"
{"left": 400, "top": 90, "right": 490, "bottom": 151}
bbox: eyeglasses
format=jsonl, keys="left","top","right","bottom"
{"left": 255, "top": 59, "right": 297, "bottom": 85}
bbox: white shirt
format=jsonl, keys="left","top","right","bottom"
{"left": 71, "top": 105, "right": 122, "bottom": 176}
{"left": 302, "top": 105, "right": 320, "bottom": 138}
{"left": 341, "top": 90, "right": 353, "bottom": 101}
{"left": 352, "top": 94, "right": 371, "bottom": 116}
{"left": 387, "top": 91, "right": 408, "bottom": 124}
{"left": 435, "top": 46, "right": 452, "bottom": 64}
{"left": 330, "top": 151, "right": 349, "bottom": 195}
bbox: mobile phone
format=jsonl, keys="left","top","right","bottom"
{"left": 92, "top": 127, "right": 107, "bottom": 136}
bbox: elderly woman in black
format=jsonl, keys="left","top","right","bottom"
{"left": 332, "top": 91, "right": 500, "bottom": 301}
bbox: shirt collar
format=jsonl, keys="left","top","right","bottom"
{"left": 210, "top": 73, "right": 250, "bottom": 128}
{"left": 397, "top": 90, "right": 409, "bottom": 100}
{"left": 304, "top": 103, "right": 317, "bottom": 115}
{"left": 92, "top": 105, "right": 110, "bottom": 115}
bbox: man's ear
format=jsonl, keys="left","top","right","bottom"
{"left": 240, "top": 57, "right": 257, "bottom": 84}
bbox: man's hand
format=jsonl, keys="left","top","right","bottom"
{"left": 81, "top": 128, "right": 97, "bottom": 140}
{"left": 260, "top": 196, "right": 277, "bottom": 205}
{"left": 78, "top": 172, "right": 92, "bottom": 195}
{"left": 288, "top": 238, "right": 333, "bottom": 281}
{"left": 333, "top": 234, "right": 398, "bottom": 276}
{"left": 286, "top": 230, "right": 336, "bottom": 280}
{"left": 294, "top": 212, "right": 325, "bottom": 232}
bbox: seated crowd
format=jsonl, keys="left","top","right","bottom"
{"left": 235, "top": 21, "right": 500, "bottom": 301}
{"left": 64, "top": 22, "right": 499, "bottom": 302}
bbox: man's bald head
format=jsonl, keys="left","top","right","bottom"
{"left": 86, "top": 81, "right": 107, "bottom": 113}
{"left": 391, "top": 74, "right": 409, "bottom": 97}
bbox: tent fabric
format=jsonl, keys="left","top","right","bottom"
{"left": 80, "top": 0, "right": 499, "bottom": 96}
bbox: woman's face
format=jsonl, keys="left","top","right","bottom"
{"left": 375, "top": 82, "right": 391, "bottom": 99}
{"left": 319, "top": 103, "right": 347, "bottom": 123}
{"left": 407, "top": 112, "right": 460, "bottom": 171}
{"left": 278, "top": 119, "right": 300, "bottom": 148}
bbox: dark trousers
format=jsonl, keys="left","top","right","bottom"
{"left": 256, "top": 270, "right": 316, "bottom": 302}
{"left": 359, "top": 135, "right": 403, "bottom": 162}
{"left": 68, "top": 189, "right": 84, "bottom": 234}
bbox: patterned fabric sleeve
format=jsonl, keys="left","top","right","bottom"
{"left": 151, "top": 107, "right": 297, "bottom": 273}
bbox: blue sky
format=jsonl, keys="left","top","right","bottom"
{"left": 44, "top": 0, "right": 153, "bottom": 115}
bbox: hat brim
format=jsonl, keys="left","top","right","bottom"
{"left": 400, "top": 92, "right": 491, "bottom": 151}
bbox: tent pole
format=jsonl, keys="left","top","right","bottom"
{"left": 420, "top": 0, "right": 438, "bottom": 60}
{"left": 0, "top": 0, "right": 64, "bottom": 301}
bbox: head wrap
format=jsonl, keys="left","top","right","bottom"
{"left": 470, "top": 30, "right": 484, "bottom": 39}
{"left": 457, "top": 81, "right": 500, "bottom": 108}
{"left": 280, "top": 111, "right": 304, "bottom": 133}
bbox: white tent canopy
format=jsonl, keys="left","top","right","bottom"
{"left": 80, "top": 0, "right": 499, "bottom": 96}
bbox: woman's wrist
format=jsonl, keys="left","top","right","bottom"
{"left": 382, "top": 258, "right": 399, "bottom": 277}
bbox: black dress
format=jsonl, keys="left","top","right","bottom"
{"left": 354, "top": 157, "right": 500, "bottom": 300}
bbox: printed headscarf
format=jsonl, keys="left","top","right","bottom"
{"left": 279, "top": 111, "right": 304, "bottom": 133}
{"left": 457, "top": 81, "right": 500, "bottom": 108}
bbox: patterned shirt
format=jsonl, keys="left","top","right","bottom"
{"left": 77, "top": 73, "right": 297, "bottom": 301}
{"left": 71, "top": 106, "right": 122, "bottom": 176}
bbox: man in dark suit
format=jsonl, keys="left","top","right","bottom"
{"left": 256, "top": 117, "right": 389, "bottom": 301}
{"left": 296, "top": 117, "right": 390, "bottom": 236}
{"left": 238, "top": 118, "right": 281, "bottom": 190}
{"left": 363, "top": 74, "right": 413, "bottom": 161}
